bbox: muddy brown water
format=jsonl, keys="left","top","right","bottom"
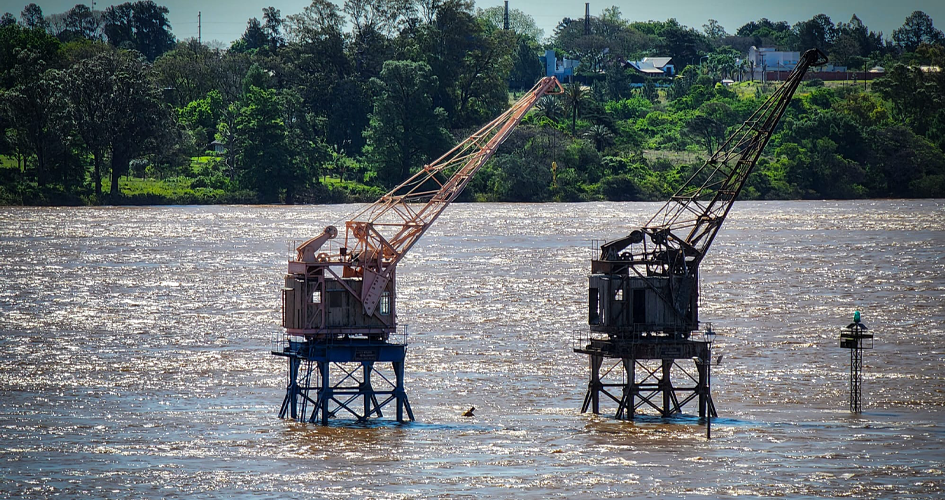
{"left": 1, "top": 201, "right": 943, "bottom": 498}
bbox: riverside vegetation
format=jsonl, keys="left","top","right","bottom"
{"left": 1, "top": 1, "right": 944, "bottom": 205}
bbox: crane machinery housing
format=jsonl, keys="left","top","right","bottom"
{"left": 575, "top": 49, "right": 828, "bottom": 426}
{"left": 274, "top": 76, "right": 564, "bottom": 424}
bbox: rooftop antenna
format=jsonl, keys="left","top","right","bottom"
{"left": 840, "top": 310, "right": 873, "bottom": 413}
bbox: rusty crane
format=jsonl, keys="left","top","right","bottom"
{"left": 575, "top": 49, "right": 828, "bottom": 429}
{"left": 275, "top": 76, "right": 564, "bottom": 424}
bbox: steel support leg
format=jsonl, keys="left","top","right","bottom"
{"left": 362, "top": 362, "right": 374, "bottom": 420}
{"left": 279, "top": 356, "right": 301, "bottom": 420}
{"left": 698, "top": 357, "right": 707, "bottom": 418}
{"left": 581, "top": 354, "right": 603, "bottom": 414}
{"left": 319, "top": 361, "right": 330, "bottom": 425}
{"left": 616, "top": 358, "right": 636, "bottom": 420}
{"left": 393, "top": 360, "right": 414, "bottom": 422}
{"left": 661, "top": 359, "right": 673, "bottom": 417}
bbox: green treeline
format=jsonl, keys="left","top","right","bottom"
{"left": 1, "top": 2, "right": 943, "bottom": 205}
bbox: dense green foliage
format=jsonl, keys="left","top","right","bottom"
{"left": 1, "top": 2, "right": 943, "bottom": 205}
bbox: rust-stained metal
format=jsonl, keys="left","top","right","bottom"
{"left": 275, "top": 76, "right": 564, "bottom": 424}
{"left": 577, "top": 50, "right": 828, "bottom": 431}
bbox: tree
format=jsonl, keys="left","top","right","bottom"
{"left": 177, "top": 89, "right": 224, "bottom": 154}
{"left": 231, "top": 17, "right": 268, "bottom": 52}
{"left": 64, "top": 50, "right": 172, "bottom": 198}
{"left": 129, "top": 1, "right": 175, "bottom": 60}
{"left": 286, "top": 0, "right": 345, "bottom": 43}
{"left": 450, "top": 27, "right": 516, "bottom": 126}
{"left": 536, "top": 95, "right": 562, "bottom": 121}
{"left": 867, "top": 125, "right": 945, "bottom": 197}
{"left": 410, "top": 0, "right": 515, "bottom": 127}
{"left": 490, "top": 154, "right": 551, "bottom": 202}
{"left": 603, "top": 60, "right": 632, "bottom": 101}
{"left": 233, "top": 86, "right": 289, "bottom": 201}
{"left": 476, "top": 6, "right": 543, "bottom": 41}
{"left": 658, "top": 21, "right": 711, "bottom": 70}
{"left": 873, "top": 63, "right": 943, "bottom": 136}
{"left": 508, "top": 35, "right": 544, "bottom": 91}
{"left": 262, "top": 7, "right": 285, "bottom": 50}
{"left": 686, "top": 114, "right": 725, "bottom": 155}
{"left": 20, "top": 3, "right": 48, "bottom": 31}
{"left": 0, "top": 24, "right": 69, "bottom": 187}
{"left": 363, "top": 60, "right": 451, "bottom": 186}
{"left": 832, "top": 14, "right": 884, "bottom": 65}
{"left": 277, "top": 88, "right": 328, "bottom": 201}
{"left": 553, "top": 9, "right": 657, "bottom": 69}
{"left": 892, "top": 11, "right": 944, "bottom": 52}
{"left": 231, "top": 84, "right": 323, "bottom": 203}
{"left": 563, "top": 83, "right": 586, "bottom": 135}
{"left": 703, "top": 19, "right": 728, "bottom": 41}
{"left": 103, "top": 1, "right": 176, "bottom": 61}
{"left": 64, "top": 50, "right": 117, "bottom": 198}
{"left": 793, "top": 14, "right": 838, "bottom": 53}
{"left": 152, "top": 40, "right": 220, "bottom": 108}
{"left": 583, "top": 124, "right": 614, "bottom": 152}
{"left": 62, "top": 4, "right": 101, "bottom": 41}
{"left": 736, "top": 18, "right": 790, "bottom": 38}
{"left": 707, "top": 47, "right": 740, "bottom": 80}
{"left": 1, "top": 66, "right": 68, "bottom": 187}
{"left": 344, "top": 0, "right": 414, "bottom": 38}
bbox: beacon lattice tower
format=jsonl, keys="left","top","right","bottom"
{"left": 839, "top": 311, "right": 873, "bottom": 413}
{"left": 575, "top": 49, "right": 828, "bottom": 428}
{"left": 273, "top": 77, "right": 564, "bottom": 424}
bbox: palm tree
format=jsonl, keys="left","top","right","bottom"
{"left": 583, "top": 124, "right": 615, "bottom": 152}
{"left": 536, "top": 95, "right": 561, "bottom": 122}
{"left": 563, "top": 83, "right": 586, "bottom": 135}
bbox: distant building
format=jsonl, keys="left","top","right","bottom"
{"left": 544, "top": 50, "right": 580, "bottom": 80}
{"left": 747, "top": 46, "right": 856, "bottom": 81}
{"left": 625, "top": 57, "right": 676, "bottom": 77}
{"left": 746, "top": 47, "right": 800, "bottom": 80}
{"left": 211, "top": 140, "right": 226, "bottom": 154}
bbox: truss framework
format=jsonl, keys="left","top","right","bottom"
{"left": 598, "top": 49, "right": 829, "bottom": 278}
{"left": 577, "top": 339, "right": 716, "bottom": 421}
{"left": 276, "top": 338, "right": 413, "bottom": 424}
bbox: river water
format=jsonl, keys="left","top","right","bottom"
{"left": 1, "top": 201, "right": 943, "bottom": 498}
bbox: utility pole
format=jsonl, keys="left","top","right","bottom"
{"left": 503, "top": 1, "right": 509, "bottom": 30}
{"left": 198, "top": 11, "right": 202, "bottom": 44}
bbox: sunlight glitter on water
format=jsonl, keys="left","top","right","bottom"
{"left": 1, "top": 201, "right": 944, "bottom": 498}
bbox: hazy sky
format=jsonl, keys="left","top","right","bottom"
{"left": 9, "top": 0, "right": 945, "bottom": 44}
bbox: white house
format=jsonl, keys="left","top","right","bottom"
{"left": 746, "top": 46, "right": 799, "bottom": 80}
{"left": 625, "top": 57, "right": 676, "bottom": 77}
{"left": 544, "top": 50, "right": 580, "bottom": 80}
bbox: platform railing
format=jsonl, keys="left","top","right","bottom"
{"left": 271, "top": 324, "right": 409, "bottom": 354}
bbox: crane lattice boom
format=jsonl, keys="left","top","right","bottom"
{"left": 287, "top": 76, "right": 563, "bottom": 331}
{"left": 591, "top": 49, "right": 827, "bottom": 338}
{"left": 601, "top": 49, "right": 828, "bottom": 267}
{"left": 343, "top": 76, "right": 564, "bottom": 275}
